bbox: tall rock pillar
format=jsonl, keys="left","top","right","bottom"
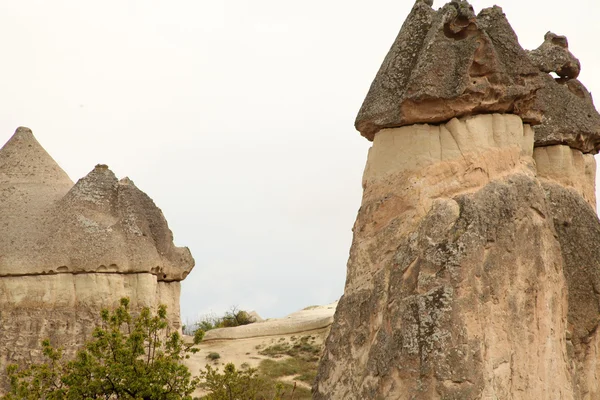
{"left": 315, "top": 1, "right": 600, "bottom": 399}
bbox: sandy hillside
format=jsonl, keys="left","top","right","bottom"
{"left": 183, "top": 301, "right": 337, "bottom": 397}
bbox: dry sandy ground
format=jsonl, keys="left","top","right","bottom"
{"left": 183, "top": 301, "right": 337, "bottom": 397}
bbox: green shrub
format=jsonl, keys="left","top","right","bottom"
{"left": 198, "top": 363, "right": 264, "bottom": 399}
{"left": 198, "top": 363, "right": 311, "bottom": 400}
{"left": 192, "top": 307, "right": 255, "bottom": 333}
{"left": 206, "top": 352, "right": 221, "bottom": 362}
{"left": 2, "top": 297, "right": 203, "bottom": 400}
{"left": 219, "top": 307, "right": 254, "bottom": 328}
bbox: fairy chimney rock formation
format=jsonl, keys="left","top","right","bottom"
{"left": 0, "top": 127, "right": 193, "bottom": 387}
{"left": 316, "top": 1, "right": 600, "bottom": 399}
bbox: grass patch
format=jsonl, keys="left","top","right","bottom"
{"left": 257, "top": 382, "right": 311, "bottom": 400}
{"left": 259, "top": 358, "right": 317, "bottom": 384}
{"left": 258, "top": 335, "right": 321, "bottom": 362}
{"left": 257, "top": 335, "right": 322, "bottom": 388}
{"left": 258, "top": 343, "right": 290, "bottom": 358}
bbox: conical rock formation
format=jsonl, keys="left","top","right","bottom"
{"left": 0, "top": 128, "right": 193, "bottom": 390}
{"left": 316, "top": 1, "right": 600, "bottom": 399}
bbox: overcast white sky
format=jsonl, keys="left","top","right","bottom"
{"left": 1, "top": 0, "right": 599, "bottom": 322}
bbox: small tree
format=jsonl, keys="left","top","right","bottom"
{"left": 2, "top": 298, "right": 204, "bottom": 400}
{"left": 219, "top": 307, "right": 254, "bottom": 328}
{"left": 198, "top": 363, "right": 264, "bottom": 400}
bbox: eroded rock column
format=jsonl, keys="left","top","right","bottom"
{"left": 316, "top": 115, "right": 573, "bottom": 399}
{"left": 315, "top": 1, "right": 600, "bottom": 398}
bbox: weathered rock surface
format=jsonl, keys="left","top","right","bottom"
{"left": 543, "top": 183, "right": 600, "bottom": 399}
{"left": 38, "top": 165, "right": 193, "bottom": 281}
{"left": 355, "top": 1, "right": 600, "bottom": 154}
{"left": 317, "top": 111, "right": 600, "bottom": 399}
{"left": 534, "top": 145, "right": 597, "bottom": 210}
{"left": 525, "top": 31, "right": 600, "bottom": 153}
{"left": 528, "top": 32, "right": 581, "bottom": 80}
{"left": 531, "top": 74, "right": 600, "bottom": 154}
{"left": 0, "top": 127, "right": 193, "bottom": 390}
{"left": 316, "top": 2, "right": 600, "bottom": 395}
{"left": 0, "top": 275, "right": 181, "bottom": 375}
{"left": 0, "top": 129, "right": 193, "bottom": 280}
{"left": 355, "top": 1, "right": 544, "bottom": 140}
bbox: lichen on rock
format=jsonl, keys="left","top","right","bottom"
{"left": 355, "top": 1, "right": 544, "bottom": 140}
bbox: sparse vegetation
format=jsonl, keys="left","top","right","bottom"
{"left": 220, "top": 307, "right": 254, "bottom": 328}
{"left": 198, "top": 363, "right": 311, "bottom": 400}
{"left": 259, "top": 358, "right": 316, "bottom": 384}
{"left": 251, "top": 335, "right": 323, "bottom": 398}
{"left": 2, "top": 301, "right": 322, "bottom": 400}
{"left": 258, "top": 336, "right": 321, "bottom": 361}
{"left": 186, "top": 306, "right": 256, "bottom": 335}
{"left": 198, "top": 363, "right": 264, "bottom": 399}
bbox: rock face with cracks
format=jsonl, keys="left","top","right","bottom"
{"left": 354, "top": 1, "right": 544, "bottom": 140}
{"left": 0, "top": 127, "right": 193, "bottom": 390}
{"left": 316, "top": 1, "right": 600, "bottom": 399}
{"left": 528, "top": 33, "right": 600, "bottom": 153}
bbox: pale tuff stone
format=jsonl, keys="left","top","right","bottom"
{"left": 0, "top": 137, "right": 194, "bottom": 280}
{"left": 316, "top": 112, "right": 600, "bottom": 398}
{"left": 534, "top": 145, "right": 597, "bottom": 210}
{"left": 203, "top": 301, "right": 337, "bottom": 341}
{"left": 0, "top": 127, "right": 193, "bottom": 391}
{"left": 0, "top": 274, "right": 181, "bottom": 374}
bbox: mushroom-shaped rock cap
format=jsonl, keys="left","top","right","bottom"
{"left": 39, "top": 164, "right": 195, "bottom": 281}
{"left": 532, "top": 76, "right": 600, "bottom": 154}
{"left": 355, "top": 1, "right": 544, "bottom": 140}
{"left": 0, "top": 128, "right": 194, "bottom": 280}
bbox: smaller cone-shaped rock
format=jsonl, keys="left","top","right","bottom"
{"left": 0, "top": 127, "right": 74, "bottom": 270}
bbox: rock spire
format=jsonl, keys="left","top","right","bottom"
{"left": 0, "top": 127, "right": 193, "bottom": 391}
{"left": 316, "top": 1, "right": 600, "bottom": 399}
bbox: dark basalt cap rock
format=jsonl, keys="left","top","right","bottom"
{"left": 355, "top": 0, "right": 544, "bottom": 140}
{"left": 528, "top": 32, "right": 581, "bottom": 79}
{"left": 39, "top": 164, "right": 195, "bottom": 281}
{"left": 527, "top": 34, "right": 600, "bottom": 154}
{"left": 532, "top": 76, "right": 600, "bottom": 154}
